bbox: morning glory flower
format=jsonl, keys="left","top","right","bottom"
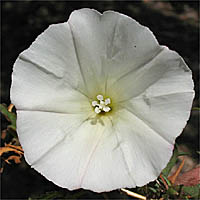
{"left": 10, "top": 8, "right": 194, "bottom": 192}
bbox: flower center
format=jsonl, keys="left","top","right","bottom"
{"left": 91, "top": 95, "right": 111, "bottom": 114}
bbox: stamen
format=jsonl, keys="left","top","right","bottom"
{"left": 103, "top": 106, "right": 111, "bottom": 112}
{"left": 92, "top": 101, "right": 98, "bottom": 107}
{"left": 97, "top": 95, "right": 103, "bottom": 101}
{"left": 95, "top": 107, "right": 101, "bottom": 114}
{"left": 92, "top": 94, "right": 111, "bottom": 114}
{"left": 105, "top": 98, "right": 111, "bottom": 105}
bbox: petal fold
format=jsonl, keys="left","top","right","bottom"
{"left": 17, "top": 111, "right": 89, "bottom": 165}
{"left": 19, "top": 111, "right": 136, "bottom": 192}
{"left": 112, "top": 109, "right": 174, "bottom": 186}
{"left": 109, "top": 47, "right": 194, "bottom": 102}
{"left": 67, "top": 8, "right": 162, "bottom": 96}
{"left": 11, "top": 22, "right": 91, "bottom": 113}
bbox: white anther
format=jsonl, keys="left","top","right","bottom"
{"left": 105, "top": 98, "right": 111, "bottom": 105}
{"left": 92, "top": 101, "right": 98, "bottom": 107}
{"left": 97, "top": 95, "right": 103, "bottom": 101}
{"left": 103, "top": 106, "right": 111, "bottom": 112}
{"left": 95, "top": 107, "right": 101, "bottom": 114}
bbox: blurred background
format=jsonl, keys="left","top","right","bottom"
{"left": 1, "top": 1, "right": 199, "bottom": 199}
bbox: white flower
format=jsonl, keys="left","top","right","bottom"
{"left": 10, "top": 8, "right": 194, "bottom": 192}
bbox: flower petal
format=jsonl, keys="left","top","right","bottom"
{"left": 116, "top": 47, "right": 194, "bottom": 144}
{"left": 21, "top": 113, "right": 135, "bottom": 192}
{"left": 19, "top": 107, "right": 176, "bottom": 192}
{"left": 110, "top": 109, "right": 174, "bottom": 187}
{"left": 17, "top": 110, "right": 89, "bottom": 165}
{"left": 109, "top": 47, "right": 194, "bottom": 102}
{"left": 101, "top": 10, "right": 162, "bottom": 86}
{"left": 67, "top": 9, "right": 106, "bottom": 96}
{"left": 11, "top": 22, "right": 91, "bottom": 113}
{"left": 29, "top": 107, "right": 177, "bottom": 192}
{"left": 18, "top": 22, "right": 84, "bottom": 86}
{"left": 11, "top": 8, "right": 163, "bottom": 106}
{"left": 121, "top": 92, "right": 194, "bottom": 144}
{"left": 68, "top": 9, "right": 161, "bottom": 95}
{"left": 11, "top": 58, "right": 91, "bottom": 114}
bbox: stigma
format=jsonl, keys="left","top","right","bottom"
{"left": 91, "top": 95, "right": 111, "bottom": 114}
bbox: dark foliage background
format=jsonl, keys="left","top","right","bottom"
{"left": 1, "top": 1, "right": 199, "bottom": 199}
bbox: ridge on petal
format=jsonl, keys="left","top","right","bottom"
{"left": 109, "top": 47, "right": 193, "bottom": 102}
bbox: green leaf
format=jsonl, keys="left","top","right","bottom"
{"left": 162, "top": 146, "right": 178, "bottom": 177}
{"left": 167, "top": 186, "right": 178, "bottom": 196}
{"left": 161, "top": 173, "right": 172, "bottom": 186}
{"left": 0, "top": 104, "right": 16, "bottom": 130}
{"left": 182, "top": 184, "right": 200, "bottom": 198}
{"left": 148, "top": 187, "right": 157, "bottom": 193}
